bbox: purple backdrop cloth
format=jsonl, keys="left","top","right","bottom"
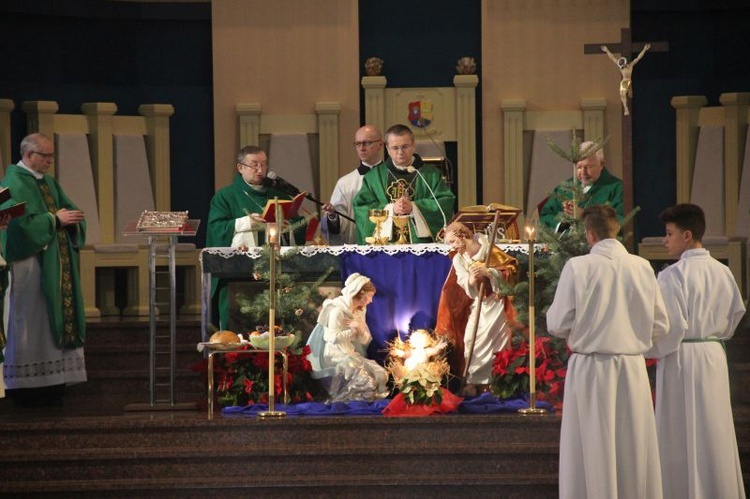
{"left": 338, "top": 250, "right": 453, "bottom": 363}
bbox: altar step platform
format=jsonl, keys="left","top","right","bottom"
{"left": 64, "top": 318, "right": 206, "bottom": 411}
{"left": 0, "top": 318, "right": 748, "bottom": 496}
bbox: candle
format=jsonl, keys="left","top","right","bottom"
{"left": 268, "top": 224, "right": 278, "bottom": 246}
{"left": 520, "top": 221, "right": 546, "bottom": 414}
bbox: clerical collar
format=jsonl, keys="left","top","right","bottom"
{"left": 18, "top": 160, "right": 44, "bottom": 180}
{"left": 357, "top": 163, "right": 372, "bottom": 176}
{"left": 245, "top": 180, "right": 266, "bottom": 192}
{"left": 387, "top": 162, "right": 415, "bottom": 177}
{"left": 391, "top": 157, "right": 415, "bottom": 172}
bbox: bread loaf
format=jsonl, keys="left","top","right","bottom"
{"left": 209, "top": 330, "right": 240, "bottom": 344}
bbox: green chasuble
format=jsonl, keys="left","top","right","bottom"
{"left": 0, "top": 164, "right": 87, "bottom": 348}
{"left": 539, "top": 168, "right": 624, "bottom": 230}
{"left": 206, "top": 174, "right": 304, "bottom": 248}
{"left": 352, "top": 155, "right": 455, "bottom": 244}
{"left": 206, "top": 174, "right": 307, "bottom": 330}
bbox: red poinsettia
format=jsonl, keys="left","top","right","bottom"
{"left": 193, "top": 333, "right": 327, "bottom": 407}
{"left": 491, "top": 332, "right": 571, "bottom": 407}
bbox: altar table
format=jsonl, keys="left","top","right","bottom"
{"left": 200, "top": 244, "right": 530, "bottom": 362}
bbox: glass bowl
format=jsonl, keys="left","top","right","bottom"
{"left": 249, "top": 332, "right": 296, "bottom": 350}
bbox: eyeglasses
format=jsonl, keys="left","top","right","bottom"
{"left": 576, "top": 165, "right": 602, "bottom": 172}
{"left": 353, "top": 140, "right": 381, "bottom": 148}
{"left": 239, "top": 161, "right": 267, "bottom": 170}
{"left": 31, "top": 151, "right": 55, "bottom": 159}
{"left": 387, "top": 144, "right": 414, "bottom": 153}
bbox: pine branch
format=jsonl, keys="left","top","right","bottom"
{"left": 544, "top": 130, "right": 610, "bottom": 164}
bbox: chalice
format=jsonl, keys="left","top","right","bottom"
{"left": 368, "top": 209, "right": 389, "bottom": 245}
{"left": 392, "top": 215, "right": 411, "bottom": 245}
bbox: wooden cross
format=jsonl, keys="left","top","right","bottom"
{"left": 584, "top": 28, "right": 669, "bottom": 238}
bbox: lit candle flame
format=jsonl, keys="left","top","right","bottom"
{"left": 525, "top": 224, "right": 535, "bottom": 241}
{"left": 268, "top": 224, "right": 278, "bottom": 244}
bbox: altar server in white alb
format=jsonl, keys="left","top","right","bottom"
{"left": 547, "top": 205, "right": 669, "bottom": 499}
{"left": 321, "top": 125, "right": 383, "bottom": 245}
{"left": 647, "top": 203, "right": 745, "bottom": 499}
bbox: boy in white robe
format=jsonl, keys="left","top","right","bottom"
{"left": 547, "top": 205, "right": 670, "bottom": 499}
{"left": 647, "top": 203, "right": 746, "bottom": 499}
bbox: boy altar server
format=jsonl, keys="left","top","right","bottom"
{"left": 547, "top": 205, "right": 669, "bottom": 499}
{"left": 648, "top": 203, "right": 746, "bottom": 499}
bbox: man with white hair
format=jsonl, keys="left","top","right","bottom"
{"left": 1, "top": 133, "right": 87, "bottom": 407}
{"left": 539, "top": 141, "right": 623, "bottom": 231}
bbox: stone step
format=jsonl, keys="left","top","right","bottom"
{"left": 731, "top": 364, "right": 750, "bottom": 406}
{"left": 83, "top": 343, "right": 204, "bottom": 372}
{"left": 1, "top": 476, "right": 559, "bottom": 498}
{"left": 85, "top": 319, "right": 203, "bottom": 345}
{"left": 727, "top": 334, "right": 750, "bottom": 362}
{"left": 0, "top": 413, "right": 561, "bottom": 496}
{"left": 65, "top": 370, "right": 206, "bottom": 409}
{"left": 0, "top": 409, "right": 745, "bottom": 497}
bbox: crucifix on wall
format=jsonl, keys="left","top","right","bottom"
{"left": 584, "top": 28, "right": 669, "bottom": 225}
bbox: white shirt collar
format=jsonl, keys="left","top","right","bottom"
{"left": 18, "top": 160, "right": 44, "bottom": 180}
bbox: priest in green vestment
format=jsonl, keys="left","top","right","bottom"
{"left": 206, "top": 145, "right": 307, "bottom": 330}
{"left": 539, "top": 142, "right": 623, "bottom": 231}
{"left": 1, "top": 133, "right": 87, "bottom": 406}
{"left": 353, "top": 124, "right": 455, "bottom": 244}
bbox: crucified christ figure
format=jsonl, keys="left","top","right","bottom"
{"left": 601, "top": 43, "right": 651, "bottom": 116}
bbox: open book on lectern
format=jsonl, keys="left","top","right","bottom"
{"left": 441, "top": 203, "right": 522, "bottom": 242}
{"left": 260, "top": 192, "right": 307, "bottom": 223}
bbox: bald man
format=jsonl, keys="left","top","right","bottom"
{"left": 321, "top": 125, "right": 383, "bottom": 245}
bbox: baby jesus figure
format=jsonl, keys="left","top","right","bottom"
{"left": 393, "top": 329, "right": 447, "bottom": 372}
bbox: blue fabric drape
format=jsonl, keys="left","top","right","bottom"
{"left": 220, "top": 394, "right": 554, "bottom": 417}
{"left": 338, "top": 251, "right": 453, "bottom": 363}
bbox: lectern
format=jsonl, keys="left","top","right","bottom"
{"left": 125, "top": 211, "right": 200, "bottom": 407}
{"left": 442, "top": 203, "right": 521, "bottom": 241}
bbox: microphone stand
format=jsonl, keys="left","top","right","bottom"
{"left": 303, "top": 192, "right": 356, "bottom": 223}
{"left": 267, "top": 176, "right": 356, "bottom": 223}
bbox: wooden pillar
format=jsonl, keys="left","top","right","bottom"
{"left": 22, "top": 101, "right": 60, "bottom": 177}
{"left": 719, "top": 92, "right": 750, "bottom": 236}
{"left": 671, "top": 96, "right": 707, "bottom": 204}
{"left": 81, "top": 102, "right": 118, "bottom": 244}
{"left": 0, "top": 99, "right": 14, "bottom": 174}
{"left": 362, "top": 76, "right": 387, "bottom": 134}
{"left": 237, "top": 103, "right": 262, "bottom": 148}
{"left": 581, "top": 98, "right": 607, "bottom": 144}
{"left": 454, "top": 74, "right": 479, "bottom": 207}
{"left": 316, "top": 102, "right": 342, "bottom": 200}
{"left": 139, "top": 104, "right": 175, "bottom": 212}
{"left": 501, "top": 99, "right": 527, "bottom": 213}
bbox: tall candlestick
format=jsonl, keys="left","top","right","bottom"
{"left": 520, "top": 223, "right": 546, "bottom": 415}
{"left": 259, "top": 200, "right": 286, "bottom": 419}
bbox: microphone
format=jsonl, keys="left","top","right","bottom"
{"left": 406, "top": 165, "right": 448, "bottom": 237}
{"left": 264, "top": 171, "right": 301, "bottom": 196}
